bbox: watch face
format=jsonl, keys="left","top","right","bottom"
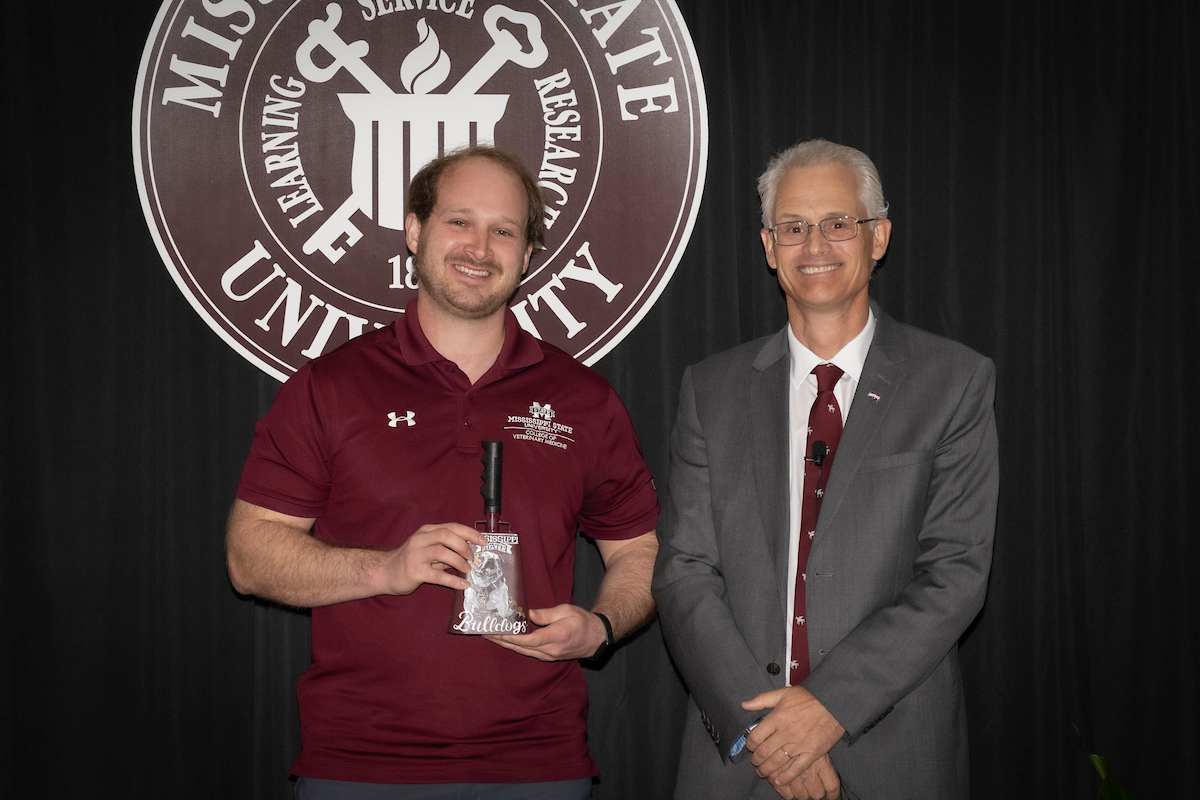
{"left": 134, "top": 0, "right": 708, "bottom": 380}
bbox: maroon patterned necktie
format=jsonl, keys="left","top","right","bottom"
{"left": 789, "top": 363, "right": 844, "bottom": 685}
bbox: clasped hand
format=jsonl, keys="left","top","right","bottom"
{"left": 742, "top": 686, "right": 845, "bottom": 798}
{"left": 760, "top": 754, "right": 840, "bottom": 800}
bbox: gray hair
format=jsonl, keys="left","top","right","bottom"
{"left": 757, "top": 139, "right": 889, "bottom": 228}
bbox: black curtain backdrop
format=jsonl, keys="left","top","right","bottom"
{"left": 5, "top": 1, "right": 1198, "bottom": 797}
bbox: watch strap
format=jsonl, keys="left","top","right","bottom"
{"left": 591, "top": 612, "right": 614, "bottom": 659}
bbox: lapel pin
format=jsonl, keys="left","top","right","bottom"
{"left": 868, "top": 391, "right": 881, "bottom": 402}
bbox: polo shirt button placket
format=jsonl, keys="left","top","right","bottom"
{"left": 456, "top": 392, "right": 474, "bottom": 450}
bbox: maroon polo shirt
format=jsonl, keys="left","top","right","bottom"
{"left": 237, "top": 300, "right": 658, "bottom": 784}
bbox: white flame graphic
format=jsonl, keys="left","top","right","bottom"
{"left": 400, "top": 19, "right": 451, "bottom": 94}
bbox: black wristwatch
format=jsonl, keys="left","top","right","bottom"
{"left": 590, "top": 612, "right": 614, "bottom": 660}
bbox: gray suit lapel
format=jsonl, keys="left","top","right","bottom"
{"left": 749, "top": 330, "right": 792, "bottom": 605}
{"left": 817, "top": 308, "right": 911, "bottom": 533}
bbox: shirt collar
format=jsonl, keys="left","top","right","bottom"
{"left": 393, "top": 297, "right": 544, "bottom": 375}
{"left": 787, "top": 308, "right": 876, "bottom": 387}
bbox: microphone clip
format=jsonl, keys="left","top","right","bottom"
{"left": 806, "top": 440, "right": 829, "bottom": 467}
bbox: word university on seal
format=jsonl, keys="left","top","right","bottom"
{"left": 133, "top": 0, "right": 708, "bottom": 381}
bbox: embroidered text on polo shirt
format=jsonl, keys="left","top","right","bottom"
{"left": 506, "top": 402, "right": 576, "bottom": 450}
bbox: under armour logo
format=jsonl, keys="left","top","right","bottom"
{"left": 388, "top": 411, "right": 416, "bottom": 427}
{"left": 530, "top": 402, "right": 555, "bottom": 421}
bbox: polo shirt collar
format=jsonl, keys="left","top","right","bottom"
{"left": 393, "top": 297, "right": 544, "bottom": 374}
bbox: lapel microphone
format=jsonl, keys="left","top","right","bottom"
{"left": 806, "top": 441, "right": 828, "bottom": 467}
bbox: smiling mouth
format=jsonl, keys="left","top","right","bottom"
{"left": 799, "top": 263, "right": 840, "bottom": 275}
{"left": 453, "top": 262, "right": 492, "bottom": 278}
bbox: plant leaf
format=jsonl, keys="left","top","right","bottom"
{"left": 1071, "top": 722, "right": 1141, "bottom": 800}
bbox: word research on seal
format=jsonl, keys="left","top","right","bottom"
{"left": 133, "top": 0, "right": 708, "bottom": 381}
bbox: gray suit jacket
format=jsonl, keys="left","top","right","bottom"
{"left": 653, "top": 305, "right": 998, "bottom": 800}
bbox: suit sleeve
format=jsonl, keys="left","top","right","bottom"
{"left": 804, "top": 356, "right": 999, "bottom": 742}
{"left": 652, "top": 367, "right": 778, "bottom": 762}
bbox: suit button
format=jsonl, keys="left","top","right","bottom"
{"left": 766, "top": 662, "right": 780, "bottom": 675}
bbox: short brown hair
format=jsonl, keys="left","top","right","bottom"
{"left": 407, "top": 145, "right": 545, "bottom": 250}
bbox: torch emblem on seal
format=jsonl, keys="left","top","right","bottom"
{"left": 294, "top": 3, "right": 549, "bottom": 264}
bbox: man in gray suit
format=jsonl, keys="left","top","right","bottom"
{"left": 652, "top": 139, "right": 998, "bottom": 800}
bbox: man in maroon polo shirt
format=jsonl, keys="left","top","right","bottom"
{"left": 225, "top": 146, "right": 660, "bottom": 799}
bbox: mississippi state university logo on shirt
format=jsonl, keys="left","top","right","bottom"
{"left": 133, "top": 0, "right": 707, "bottom": 382}
{"left": 507, "top": 401, "right": 573, "bottom": 450}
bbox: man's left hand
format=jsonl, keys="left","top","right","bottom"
{"left": 484, "top": 604, "right": 605, "bottom": 661}
{"left": 785, "top": 754, "right": 841, "bottom": 799}
{"left": 742, "top": 686, "right": 846, "bottom": 787}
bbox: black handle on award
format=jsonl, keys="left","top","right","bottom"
{"left": 481, "top": 440, "right": 503, "bottom": 521}
{"left": 448, "top": 441, "right": 530, "bottom": 635}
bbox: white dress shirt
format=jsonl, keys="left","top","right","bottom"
{"left": 784, "top": 310, "right": 876, "bottom": 685}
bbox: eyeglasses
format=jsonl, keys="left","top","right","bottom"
{"left": 767, "top": 216, "right": 877, "bottom": 246}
